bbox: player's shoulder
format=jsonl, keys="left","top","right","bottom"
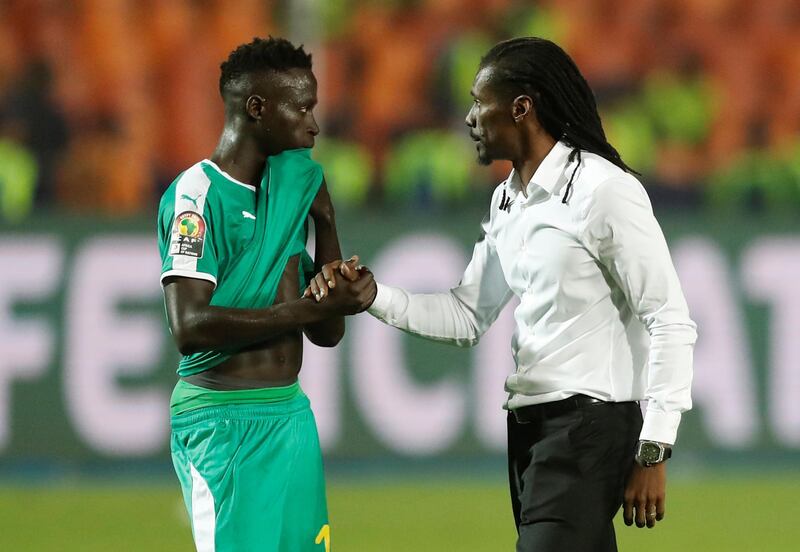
{"left": 159, "top": 161, "right": 218, "bottom": 216}
{"left": 173, "top": 161, "right": 216, "bottom": 200}
{"left": 575, "top": 154, "right": 646, "bottom": 201}
{"left": 572, "top": 153, "right": 650, "bottom": 221}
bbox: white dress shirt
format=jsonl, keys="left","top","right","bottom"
{"left": 368, "top": 141, "right": 697, "bottom": 445}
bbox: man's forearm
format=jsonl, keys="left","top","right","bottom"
{"left": 304, "top": 213, "right": 346, "bottom": 345}
{"left": 172, "top": 297, "right": 334, "bottom": 355}
{"left": 367, "top": 284, "right": 484, "bottom": 347}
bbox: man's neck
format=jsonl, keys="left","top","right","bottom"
{"left": 512, "top": 135, "right": 557, "bottom": 198}
{"left": 209, "top": 127, "right": 266, "bottom": 187}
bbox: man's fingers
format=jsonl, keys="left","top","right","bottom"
{"left": 340, "top": 257, "right": 362, "bottom": 282}
{"left": 646, "top": 504, "right": 657, "bottom": 528}
{"left": 303, "top": 286, "right": 312, "bottom": 298}
{"left": 339, "top": 262, "right": 359, "bottom": 282}
{"left": 635, "top": 500, "right": 647, "bottom": 528}
{"left": 321, "top": 262, "right": 340, "bottom": 288}
{"left": 309, "top": 279, "right": 320, "bottom": 301}
{"left": 622, "top": 500, "right": 634, "bottom": 526}
{"left": 314, "top": 273, "right": 330, "bottom": 298}
{"left": 656, "top": 495, "right": 666, "bottom": 521}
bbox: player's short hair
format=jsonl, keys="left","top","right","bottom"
{"left": 219, "top": 36, "right": 312, "bottom": 96}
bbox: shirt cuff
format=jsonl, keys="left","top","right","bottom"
{"left": 367, "top": 283, "right": 394, "bottom": 318}
{"left": 639, "top": 408, "right": 681, "bottom": 445}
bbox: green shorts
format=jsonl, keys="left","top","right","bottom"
{"left": 170, "top": 382, "right": 329, "bottom": 551}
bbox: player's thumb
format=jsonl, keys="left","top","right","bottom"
{"left": 340, "top": 255, "right": 360, "bottom": 281}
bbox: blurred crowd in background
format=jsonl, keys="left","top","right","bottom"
{"left": 1, "top": 0, "right": 800, "bottom": 222}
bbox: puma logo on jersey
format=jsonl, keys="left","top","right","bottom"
{"left": 242, "top": 210, "right": 256, "bottom": 220}
{"left": 180, "top": 193, "right": 200, "bottom": 208}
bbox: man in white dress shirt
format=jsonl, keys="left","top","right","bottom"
{"left": 306, "top": 37, "right": 696, "bottom": 551}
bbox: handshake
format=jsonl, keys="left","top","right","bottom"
{"left": 302, "top": 255, "right": 377, "bottom": 315}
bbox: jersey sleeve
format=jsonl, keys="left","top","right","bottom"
{"left": 158, "top": 170, "right": 219, "bottom": 288}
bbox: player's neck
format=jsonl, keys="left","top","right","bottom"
{"left": 512, "top": 134, "right": 556, "bottom": 197}
{"left": 210, "top": 129, "right": 266, "bottom": 187}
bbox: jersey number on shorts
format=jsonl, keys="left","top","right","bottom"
{"left": 315, "top": 524, "right": 330, "bottom": 552}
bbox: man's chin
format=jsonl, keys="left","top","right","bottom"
{"left": 475, "top": 143, "right": 492, "bottom": 165}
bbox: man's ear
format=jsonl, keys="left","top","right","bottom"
{"left": 246, "top": 95, "right": 267, "bottom": 120}
{"left": 512, "top": 95, "right": 533, "bottom": 123}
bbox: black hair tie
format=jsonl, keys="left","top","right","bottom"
{"left": 562, "top": 148, "right": 581, "bottom": 204}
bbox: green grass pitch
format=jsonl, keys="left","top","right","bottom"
{"left": 0, "top": 475, "right": 797, "bottom": 551}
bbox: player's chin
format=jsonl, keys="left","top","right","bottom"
{"left": 476, "top": 148, "right": 492, "bottom": 166}
{"left": 288, "top": 136, "right": 316, "bottom": 150}
{"left": 473, "top": 142, "right": 490, "bottom": 165}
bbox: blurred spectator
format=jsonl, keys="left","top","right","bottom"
{"left": 0, "top": 60, "right": 68, "bottom": 209}
{"left": 0, "top": 118, "right": 38, "bottom": 222}
{"left": 384, "top": 130, "right": 475, "bottom": 208}
{"left": 708, "top": 143, "right": 800, "bottom": 213}
{"left": 313, "top": 138, "right": 374, "bottom": 208}
{"left": 56, "top": 118, "right": 147, "bottom": 213}
{"left": 0, "top": 0, "right": 799, "bottom": 214}
{"left": 434, "top": 31, "right": 494, "bottom": 122}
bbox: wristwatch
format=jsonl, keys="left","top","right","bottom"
{"left": 635, "top": 440, "right": 672, "bottom": 467}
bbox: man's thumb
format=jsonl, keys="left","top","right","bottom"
{"left": 340, "top": 260, "right": 359, "bottom": 281}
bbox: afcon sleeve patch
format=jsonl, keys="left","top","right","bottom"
{"left": 169, "top": 211, "right": 206, "bottom": 258}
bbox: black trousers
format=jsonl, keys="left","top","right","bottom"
{"left": 507, "top": 398, "right": 642, "bottom": 552}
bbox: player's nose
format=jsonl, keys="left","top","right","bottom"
{"left": 308, "top": 115, "right": 320, "bottom": 136}
{"left": 465, "top": 105, "right": 476, "bottom": 128}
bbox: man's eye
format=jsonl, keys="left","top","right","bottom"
{"left": 300, "top": 106, "right": 310, "bottom": 113}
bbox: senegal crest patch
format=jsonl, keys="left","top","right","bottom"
{"left": 169, "top": 211, "right": 206, "bottom": 258}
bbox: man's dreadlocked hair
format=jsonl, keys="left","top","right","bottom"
{"left": 219, "top": 36, "right": 312, "bottom": 97}
{"left": 480, "top": 37, "right": 637, "bottom": 177}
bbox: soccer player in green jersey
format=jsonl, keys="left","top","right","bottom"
{"left": 157, "top": 37, "right": 376, "bottom": 551}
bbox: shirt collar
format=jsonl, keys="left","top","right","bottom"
{"left": 506, "top": 141, "right": 574, "bottom": 200}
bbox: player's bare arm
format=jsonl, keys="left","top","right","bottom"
{"left": 163, "top": 269, "right": 373, "bottom": 356}
{"left": 303, "top": 179, "right": 347, "bottom": 347}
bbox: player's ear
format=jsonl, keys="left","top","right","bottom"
{"left": 511, "top": 95, "right": 533, "bottom": 123}
{"left": 245, "top": 95, "right": 267, "bottom": 120}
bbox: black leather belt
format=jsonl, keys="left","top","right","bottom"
{"left": 512, "top": 394, "right": 606, "bottom": 424}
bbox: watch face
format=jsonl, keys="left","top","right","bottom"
{"left": 639, "top": 442, "right": 662, "bottom": 464}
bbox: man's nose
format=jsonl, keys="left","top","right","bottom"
{"left": 465, "top": 105, "right": 475, "bottom": 127}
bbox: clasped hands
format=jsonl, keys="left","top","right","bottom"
{"left": 303, "top": 255, "right": 377, "bottom": 315}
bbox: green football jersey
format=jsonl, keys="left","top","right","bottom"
{"left": 158, "top": 159, "right": 258, "bottom": 290}
{"left": 158, "top": 151, "right": 322, "bottom": 377}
